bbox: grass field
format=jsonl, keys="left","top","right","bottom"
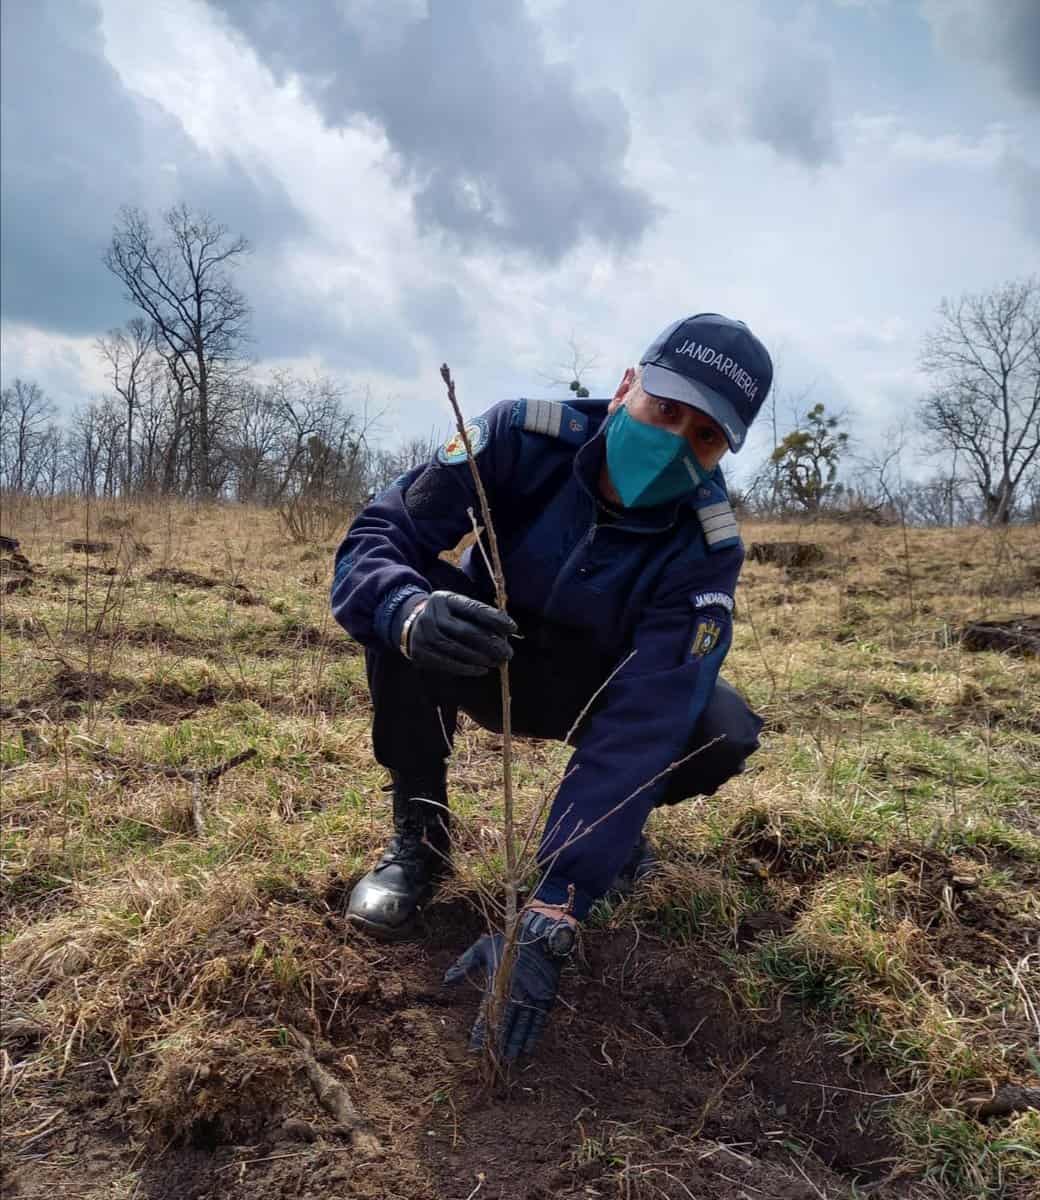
{"left": 1, "top": 494, "right": 1038, "bottom": 1200}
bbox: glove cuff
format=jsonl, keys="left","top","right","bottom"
{"left": 521, "top": 909, "right": 577, "bottom": 959}
{"left": 533, "top": 878, "right": 595, "bottom": 922}
{"left": 384, "top": 587, "right": 429, "bottom": 652}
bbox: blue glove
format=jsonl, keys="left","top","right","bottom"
{"left": 443, "top": 909, "right": 577, "bottom": 1060}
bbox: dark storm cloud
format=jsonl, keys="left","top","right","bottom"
{"left": 926, "top": 0, "right": 1040, "bottom": 103}
{"left": 244, "top": 269, "right": 423, "bottom": 379}
{"left": 747, "top": 56, "right": 840, "bottom": 167}
{"left": 0, "top": 0, "right": 305, "bottom": 340}
{"left": 207, "top": 0, "right": 657, "bottom": 261}
{"left": 400, "top": 282, "right": 476, "bottom": 358}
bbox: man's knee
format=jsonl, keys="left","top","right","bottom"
{"left": 658, "top": 678, "right": 763, "bottom": 806}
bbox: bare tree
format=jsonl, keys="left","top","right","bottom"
{"left": 365, "top": 429, "right": 442, "bottom": 496}
{"left": 0, "top": 379, "right": 58, "bottom": 494}
{"left": 919, "top": 276, "right": 1040, "bottom": 524}
{"left": 68, "top": 397, "right": 125, "bottom": 498}
{"left": 104, "top": 204, "right": 251, "bottom": 497}
{"left": 97, "top": 317, "right": 155, "bottom": 495}
{"left": 540, "top": 335, "right": 600, "bottom": 398}
{"left": 225, "top": 381, "right": 284, "bottom": 503}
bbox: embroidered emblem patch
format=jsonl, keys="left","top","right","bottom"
{"left": 437, "top": 416, "right": 490, "bottom": 465}
{"left": 691, "top": 617, "right": 723, "bottom": 659}
{"left": 692, "top": 591, "right": 734, "bottom": 614}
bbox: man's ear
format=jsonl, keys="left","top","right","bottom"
{"left": 608, "top": 367, "right": 636, "bottom": 414}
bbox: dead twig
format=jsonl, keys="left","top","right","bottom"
{"left": 73, "top": 740, "right": 257, "bottom": 835}
{"left": 74, "top": 739, "right": 257, "bottom": 784}
{"left": 286, "top": 1026, "right": 381, "bottom": 1157}
{"left": 963, "top": 1085, "right": 1040, "bottom": 1121}
{"left": 191, "top": 776, "right": 206, "bottom": 837}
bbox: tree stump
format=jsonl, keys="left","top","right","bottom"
{"left": 0, "top": 535, "right": 20, "bottom": 553}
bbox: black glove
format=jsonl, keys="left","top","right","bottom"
{"left": 405, "top": 590, "right": 516, "bottom": 676}
{"left": 443, "top": 909, "right": 576, "bottom": 1060}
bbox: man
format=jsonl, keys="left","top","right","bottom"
{"left": 331, "top": 313, "right": 772, "bottom": 1061}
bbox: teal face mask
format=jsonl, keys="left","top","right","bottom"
{"left": 604, "top": 405, "right": 711, "bottom": 508}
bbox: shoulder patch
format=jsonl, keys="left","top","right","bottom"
{"left": 690, "top": 615, "right": 725, "bottom": 659}
{"left": 513, "top": 399, "right": 588, "bottom": 444}
{"left": 437, "top": 416, "right": 490, "bottom": 465}
{"left": 695, "top": 499, "right": 740, "bottom": 550}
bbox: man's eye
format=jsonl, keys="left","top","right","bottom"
{"left": 657, "top": 401, "right": 677, "bottom": 419}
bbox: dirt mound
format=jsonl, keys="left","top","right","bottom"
{"left": 146, "top": 568, "right": 262, "bottom": 606}
{"left": 727, "top": 807, "right": 872, "bottom": 881}
{"left": 119, "top": 621, "right": 213, "bottom": 656}
{"left": 3, "top": 574, "right": 31, "bottom": 595}
{"left": 1, "top": 553, "right": 33, "bottom": 594}
{"left": 1, "top": 885, "right": 911, "bottom": 1200}
{"left": 273, "top": 619, "right": 358, "bottom": 657}
{"left": 960, "top": 615, "right": 1040, "bottom": 657}
{"left": 749, "top": 542, "right": 826, "bottom": 568}
{"left": 147, "top": 567, "right": 220, "bottom": 589}
{"left": 878, "top": 845, "right": 1038, "bottom": 967}
{"left": 0, "top": 667, "right": 231, "bottom": 723}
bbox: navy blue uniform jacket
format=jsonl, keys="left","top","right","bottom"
{"left": 331, "top": 397, "right": 744, "bottom": 918}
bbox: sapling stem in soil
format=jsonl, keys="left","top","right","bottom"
{"left": 436, "top": 366, "right": 730, "bottom": 1079}
{"left": 438, "top": 364, "right": 518, "bottom": 1082}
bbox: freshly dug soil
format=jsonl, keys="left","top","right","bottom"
{"left": 748, "top": 542, "right": 826, "bottom": 568}
{"left": 1, "top": 894, "right": 914, "bottom": 1200}
{"left": 960, "top": 615, "right": 1040, "bottom": 657}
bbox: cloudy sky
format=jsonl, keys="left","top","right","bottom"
{"left": 2, "top": 0, "right": 1037, "bottom": 478}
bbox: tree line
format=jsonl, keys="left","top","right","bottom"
{"left": 1, "top": 203, "right": 1037, "bottom": 528}
{"left": 0, "top": 205, "right": 440, "bottom": 535}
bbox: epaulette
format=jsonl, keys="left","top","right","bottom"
{"left": 511, "top": 399, "right": 589, "bottom": 445}
{"left": 691, "top": 484, "right": 741, "bottom": 551}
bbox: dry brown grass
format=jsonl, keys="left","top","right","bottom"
{"left": 1, "top": 496, "right": 1038, "bottom": 1197}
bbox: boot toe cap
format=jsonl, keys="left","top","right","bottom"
{"left": 346, "top": 869, "right": 423, "bottom": 938}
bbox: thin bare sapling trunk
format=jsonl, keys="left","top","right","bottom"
{"left": 438, "top": 365, "right": 518, "bottom": 1080}
{"left": 437, "top": 365, "right": 728, "bottom": 1081}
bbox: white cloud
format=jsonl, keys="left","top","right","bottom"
{"left": 1, "top": 323, "right": 111, "bottom": 413}
{"left": 848, "top": 114, "right": 1019, "bottom": 167}
{"left": 3, "top": 0, "right": 1036, "bottom": 475}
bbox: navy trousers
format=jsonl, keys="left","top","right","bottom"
{"left": 364, "top": 562, "right": 763, "bottom": 806}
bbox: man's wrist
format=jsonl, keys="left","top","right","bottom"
{"left": 398, "top": 596, "right": 428, "bottom": 658}
{"left": 525, "top": 900, "right": 579, "bottom": 927}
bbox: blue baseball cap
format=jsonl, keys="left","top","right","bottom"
{"left": 639, "top": 313, "right": 773, "bottom": 452}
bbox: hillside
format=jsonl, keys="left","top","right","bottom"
{"left": 2, "top": 496, "right": 1038, "bottom": 1200}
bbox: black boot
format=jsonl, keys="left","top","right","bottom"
{"left": 607, "top": 835, "right": 660, "bottom": 898}
{"left": 346, "top": 774, "right": 451, "bottom": 939}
